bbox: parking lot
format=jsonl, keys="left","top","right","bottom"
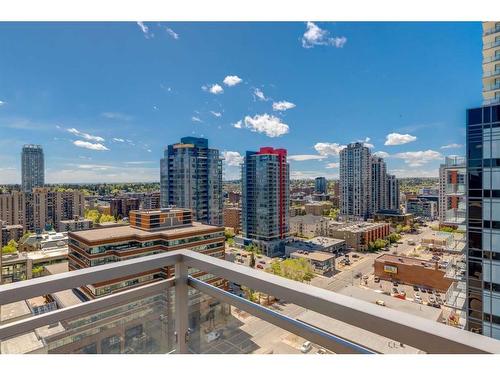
{"left": 362, "top": 274, "right": 446, "bottom": 308}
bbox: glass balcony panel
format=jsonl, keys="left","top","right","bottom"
{"left": 0, "top": 288, "right": 175, "bottom": 354}
{"left": 186, "top": 284, "right": 423, "bottom": 354}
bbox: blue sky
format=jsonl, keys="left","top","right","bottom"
{"left": 0, "top": 22, "right": 482, "bottom": 183}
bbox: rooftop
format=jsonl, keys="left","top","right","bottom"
{"left": 290, "top": 214, "right": 328, "bottom": 224}
{"left": 290, "top": 250, "right": 335, "bottom": 262}
{"left": 333, "top": 222, "right": 388, "bottom": 233}
{"left": 69, "top": 221, "right": 222, "bottom": 244}
{"left": 375, "top": 254, "right": 438, "bottom": 269}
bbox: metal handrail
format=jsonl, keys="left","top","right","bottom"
{"left": 1, "top": 249, "right": 500, "bottom": 354}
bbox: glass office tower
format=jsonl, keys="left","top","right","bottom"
{"left": 160, "top": 137, "right": 223, "bottom": 226}
{"left": 466, "top": 104, "right": 500, "bottom": 339}
{"left": 21, "top": 144, "right": 44, "bottom": 192}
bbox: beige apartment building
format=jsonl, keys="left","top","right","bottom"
{"left": 289, "top": 214, "right": 329, "bottom": 238}
{"left": 304, "top": 201, "right": 332, "bottom": 216}
{"left": 0, "top": 189, "right": 85, "bottom": 233}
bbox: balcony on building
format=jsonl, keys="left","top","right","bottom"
{"left": 1, "top": 250, "right": 499, "bottom": 354}
{"left": 483, "top": 96, "right": 500, "bottom": 106}
{"left": 483, "top": 82, "right": 500, "bottom": 93}
{"left": 483, "top": 69, "right": 500, "bottom": 79}
{"left": 484, "top": 24, "right": 500, "bottom": 37}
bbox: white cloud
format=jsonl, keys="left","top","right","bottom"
{"left": 210, "top": 111, "right": 222, "bottom": 118}
{"left": 325, "top": 162, "right": 339, "bottom": 169}
{"left": 233, "top": 120, "right": 242, "bottom": 129}
{"left": 202, "top": 84, "right": 224, "bottom": 95}
{"left": 272, "top": 101, "right": 296, "bottom": 111}
{"left": 253, "top": 88, "right": 267, "bottom": 101}
{"left": 301, "top": 22, "right": 347, "bottom": 49}
{"left": 0, "top": 100, "right": 5, "bottom": 106}
{"left": 112, "top": 138, "right": 125, "bottom": 142}
{"left": 136, "top": 22, "right": 154, "bottom": 39}
{"left": 373, "top": 151, "right": 390, "bottom": 158}
{"left": 101, "top": 112, "right": 133, "bottom": 121}
{"left": 223, "top": 151, "right": 244, "bottom": 166}
{"left": 393, "top": 150, "right": 442, "bottom": 167}
{"left": 165, "top": 27, "right": 179, "bottom": 39}
{"left": 66, "top": 128, "right": 105, "bottom": 142}
{"left": 223, "top": 75, "right": 243, "bottom": 87}
{"left": 384, "top": 132, "right": 417, "bottom": 146}
{"left": 73, "top": 140, "right": 109, "bottom": 151}
{"left": 288, "top": 154, "right": 326, "bottom": 161}
{"left": 243, "top": 114, "right": 289, "bottom": 137}
{"left": 192, "top": 116, "right": 203, "bottom": 123}
{"left": 314, "top": 142, "right": 346, "bottom": 156}
{"left": 123, "top": 161, "right": 155, "bottom": 165}
{"left": 441, "top": 143, "right": 463, "bottom": 149}
{"left": 360, "top": 137, "right": 374, "bottom": 148}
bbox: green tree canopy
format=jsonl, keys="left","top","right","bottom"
{"left": 2, "top": 239, "right": 18, "bottom": 254}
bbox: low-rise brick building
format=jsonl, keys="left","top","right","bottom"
{"left": 329, "top": 222, "right": 390, "bottom": 251}
{"left": 374, "top": 254, "right": 453, "bottom": 292}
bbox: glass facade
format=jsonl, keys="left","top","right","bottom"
{"left": 466, "top": 104, "right": 500, "bottom": 339}
{"left": 160, "top": 137, "right": 223, "bottom": 226}
{"left": 21, "top": 144, "right": 44, "bottom": 193}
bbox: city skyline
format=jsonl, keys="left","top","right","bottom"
{"left": 0, "top": 22, "right": 482, "bottom": 184}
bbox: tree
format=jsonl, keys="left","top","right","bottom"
{"left": 249, "top": 252, "right": 256, "bottom": 268}
{"left": 387, "top": 233, "right": 401, "bottom": 244}
{"left": 224, "top": 228, "right": 235, "bottom": 240}
{"left": 245, "top": 243, "right": 261, "bottom": 255}
{"left": 368, "top": 238, "right": 389, "bottom": 252}
{"left": 327, "top": 208, "right": 340, "bottom": 220}
{"left": 32, "top": 265, "right": 44, "bottom": 276}
{"left": 99, "top": 214, "right": 115, "bottom": 223}
{"left": 2, "top": 239, "right": 18, "bottom": 254}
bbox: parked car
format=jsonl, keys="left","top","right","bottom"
{"left": 259, "top": 260, "right": 266, "bottom": 264}
{"left": 414, "top": 295, "right": 423, "bottom": 304}
{"left": 392, "top": 287, "right": 399, "bottom": 294}
{"left": 317, "top": 348, "right": 327, "bottom": 354}
{"left": 256, "top": 264, "right": 264, "bottom": 269}
{"left": 413, "top": 285, "right": 419, "bottom": 292}
{"left": 256, "top": 255, "right": 262, "bottom": 259}
{"left": 437, "top": 297, "right": 444, "bottom": 305}
{"left": 420, "top": 287, "right": 427, "bottom": 293}
{"left": 362, "top": 275, "right": 369, "bottom": 280}
{"left": 374, "top": 276, "right": 380, "bottom": 283}
{"left": 393, "top": 281, "right": 399, "bottom": 287}
{"left": 375, "top": 300, "right": 386, "bottom": 306}
{"left": 241, "top": 254, "right": 248, "bottom": 258}
{"left": 354, "top": 272, "right": 362, "bottom": 278}
{"left": 301, "top": 341, "right": 312, "bottom": 353}
{"left": 414, "top": 292, "right": 421, "bottom": 299}
{"left": 352, "top": 254, "right": 360, "bottom": 258}
{"left": 429, "top": 295, "right": 436, "bottom": 303}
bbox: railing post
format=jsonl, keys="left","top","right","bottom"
{"left": 175, "top": 260, "right": 189, "bottom": 354}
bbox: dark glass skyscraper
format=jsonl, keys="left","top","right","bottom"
{"left": 241, "top": 147, "right": 289, "bottom": 257}
{"left": 314, "top": 177, "right": 327, "bottom": 194}
{"left": 160, "top": 137, "right": 223, "bottom": 226}
{"left": 466, "top": 104, "right": 500, "bottom": 339}
{"left": 21, "top": 144, "right": 44, "bottom": 193}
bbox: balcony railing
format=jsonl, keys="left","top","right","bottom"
{"left": 484, "top": 97, "right": 500, "bottom": 106}
{"left": 483, "top": 54, "right": 500, "bottom": 64}
{"left": 1, "top": 250, "right": 500, "bottom": 354}
{"left": 484, "top": 82, "right": 500, "bottom": 92}
{"left": 484, "top": 26, "right": 500, "bottom": 36}
{"left": 484, "top": 39, "right": 500, "bottom": 50}
{"left": 483, "top": 69, "right": 500, "bottom": 78}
